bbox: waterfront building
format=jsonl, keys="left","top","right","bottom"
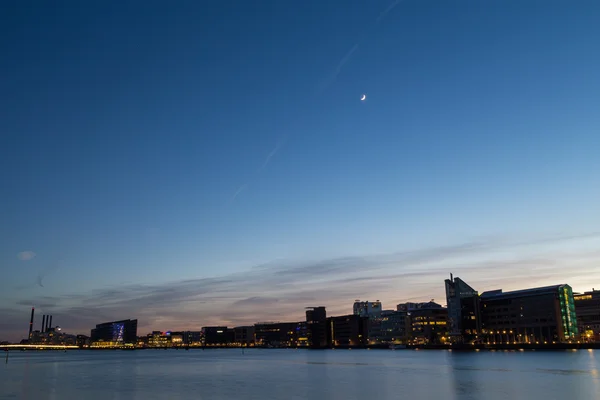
{"left": 327, "top": 314, "right": 369, "bottom": 347}
{"left": 306, "top": 306, "right": 328, "bottom": 348}
{"left": 445, "top": 274, "right": 481, "bottom": 343}
{"left": 573, "top": 289, "right": 600, "bottom": 342}
{"left": 202, "top": 327, "right": 233, "bottom": 346}
{"left": 407, "top": 302, "right": 448, "bottom": 344}
{"left": 368, "top": 310, "right": 409, "bottom": 344}
{"left": 353, "top": 300, "right": 382, "bottom": 318}
{"left": 234, "top": 326, "right": 255, "bottom": 345}
{"left": 90, "top": 319, "right": 138, "bottom": 347}
{"left": 147, "top": 331, "right": 170, "bottom": 347}
{"left": 76, "top": 335, "right": 89, "bottom": 347}
{"left": 480, "top": 285, "right": 578, "bottom": 344}
{"left": 168, "top": 332, "right": 184, "bottom": 346}
{"left": 254, "top": 322, "right": 307, "bottom": 347}
{"left": 182, "top": 331, "right": 202, "bottom": 346}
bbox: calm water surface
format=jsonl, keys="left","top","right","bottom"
{"left": 1, "top": 349, "right": 599, "bottom": 399}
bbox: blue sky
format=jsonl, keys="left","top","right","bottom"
{"left": 2, "top": 0, "right": 600, "bottom": 341}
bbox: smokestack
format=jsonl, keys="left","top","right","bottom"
{"left": 46, "top": 315, "right": 51, "bottom": 332}
{"left": 29, "top": 307, "right": 35, "bottom": 338}
{"left": 49, "top": 315, "right": 53, "bottom": 331}
{"left": 42, "top": 315, "right": 46, "bottom": 333}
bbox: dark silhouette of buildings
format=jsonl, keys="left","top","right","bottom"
{"left": 202, "top": 326, "right": 233, "bottom": 345}
{"left": 91, "top": 319, "right": 138, "bottom": 346}
{"left": 327, "top": 314, "right": 369, "bottom": 347}
{"left": 254, "top": 322, "right": 307, "bottom": 347}
{"left": 234, "top": 326, "right": 255, "bottom": 345}
{"left": 574, "top": 289, "right": 600, "bottom": 342}
{"left": 480, "top": 285, "right": 578, "bottom": 344}
{"left": 306, "top": 306, "right": 328, "bottom": 348}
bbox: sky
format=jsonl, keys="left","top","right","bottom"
{"left": 1, "top": 0, "right": 600, "bottom": 342}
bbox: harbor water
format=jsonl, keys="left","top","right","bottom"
{"left": 1, "top": 349, "right": 599, "bottom": 399}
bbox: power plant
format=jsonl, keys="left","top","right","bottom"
{"left": 31, "top": 310, "right": 54, "bottom": 335}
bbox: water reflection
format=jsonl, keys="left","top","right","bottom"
{"left": 2, "top": 349, "right": 600, "bottom": 400}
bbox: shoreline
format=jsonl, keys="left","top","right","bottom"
{"left": 4, "top": 343, "right": 600, "bottom": 352}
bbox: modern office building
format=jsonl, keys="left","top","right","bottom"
{"left": 374, "top": 310, "right": 409, "bottom": 344}
{"left": 327, "top": 314, "right": 369, "bottom": 347}
{"left": 353, "top": 300, "right": 382, "bottom": 318}
{"left": 407, "top": 302, "right": 448, "bottom": 344}
{"left": 147, "top": 331, "right": 170, "bottom": 347}
{"left": 445, "top": 274, "right": 481, "bottom": 343}
{"left": 182, "top": 331, "right": 203, "bottom": 346}
{"left": 234, "top": 326, "right": 255, "bottom": 345}
{"left": 254, "top": 322, "right": 307, "bottom": 347}
{"left": 480, "top": 285, "right": 578, "bottom": 344}
{"left": 574, "top": 289, "right": 600, "bottom": 342}
{"left": 202, "top": 327, "right": 233, "bottom": 345}
{"left": 306, "top": 306, "right": 328, "bottom": 348}
{"left": 90, "top": 319, "right": 138, "bottom": 346}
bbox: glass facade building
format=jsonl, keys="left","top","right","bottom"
{"left": 445, "top": 275, "right": 481, "bottom": 343}
{"left": 480, "top": 284, "right": 578, "bottom": 344}
{"left": 90, "top": 319, "right": 138, "bottom": 346}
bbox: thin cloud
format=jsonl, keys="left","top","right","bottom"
{"left": 3, "top": 232, "right": 599, "bottom": 342}
{"left": 17, "top": 251, "right": 36, "bottom": 261}
{"left": 259, "top": 135, "right": 288, "bottom": 172}
{"left": 318, "top": 0, "right": 405, "bottom": 93}
{"left": 228, "top": 183, "right": 249, "bottom": 204}
{"left": 230, "top": 1, "right": 406, "bottom": 203}
{"left": 375, "top": 0, "right": 403, "bottom": 25}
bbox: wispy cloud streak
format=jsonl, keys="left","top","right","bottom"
{"left": 2, "top": 232, "right": 598, "bottom": 342}
{"left": 229, "top": 183, "right": 249, "bottom": 204}
{"left": 375, "top": 0, "right": 403, "bottom": 25}
{"left": 230, "top": 1, "right": 405, "bottom": 203}
{"left": 318, "top": 0, "right": 404, "bottom": 93}
{"left": 259, "top": 135, "right": 288, "bottom": 172}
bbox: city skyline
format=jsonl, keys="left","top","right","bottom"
{"left": 3, "top": 1, "right": 600, "bottom": 342}
{"left": 3, "top": 232, "right": 600, "bottom": 342}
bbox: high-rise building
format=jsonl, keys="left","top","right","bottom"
{"left": 573, "top": 289, "right": 600, "bottom": 342}
{"left": 90, "top": 319, "right": 138, "bottom": 347}
{"left": 306, "top": 306, "right": 327, "bottom": 348}
{"left": 353, "top": 300, "right": 382, "bottom": 318}
{"left": 445, "top": 274, "right": 481, "bottom": 343}
{"left": 480, "top": 285, "right": 578, "bottom": 344}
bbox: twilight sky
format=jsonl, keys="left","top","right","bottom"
{"left": 2, "top": 0, "right": 600, "bottom": 342}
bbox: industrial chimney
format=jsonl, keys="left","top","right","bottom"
{"left": 41, "top": 315, "right": 46, "bottom": 333}
{"left": 48, "top": 315, "right": 53, "bottom": 331}
{"left": 46, "top": 315, "right": 51, "bottom": 332}
{"left": 28, "top": 307, "right": 35, "bottom": 338}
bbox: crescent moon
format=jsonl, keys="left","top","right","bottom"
{"left": 360, "top": 94, "right": 366, "bottom": 101}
